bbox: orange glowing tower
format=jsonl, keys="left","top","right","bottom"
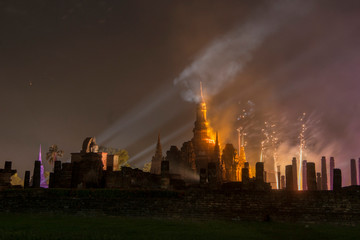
{"left": 192, "top": 82, "right": 215, "bottom": 172}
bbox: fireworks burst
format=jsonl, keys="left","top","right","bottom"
{"left": 260, "top": 121, "right": 280, "bottom": 188}
{"left": 298, "top": 112, "right": 307, "bottom": 190}
{"left": 236, "top": 101, "right": 254, "bottom": 153}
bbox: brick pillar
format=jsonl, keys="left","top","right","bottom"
{"left": 316, "top": 173, "right": 321, "bottom": 190}
{"left": 333, "top": 168, "right": 342, "bottom": 191}
{"left": 321, "top": 156, "right": 328, "bottom": 190}
{"left": 302, "top": 160, "right": 307, "bottom": 190}
{"left": 244, "top": 162, "right": 249, "bottom": 168}
{"left": 256, "top": 162, "right": 264, "bottom": 182}
{"left": 306, "top": 162, "right": 316, "bottom": 191}
{"left": 32, "top": 160, "right": 41, "bottom": 188}
{"left": 277, "top": 166, "right": 281, "bottom": 190}
{"left": 24, "top": 171, "right": 30, "bottom": 188}
{"left": 54, "top": 160, "right": 62, "bottom": 172}
{"left": 350, "top": 159, "right": 357, "bottom": 186}
{"left": 281, "top": 175, "right": 285, "bottom": 189}
{"left": 330, "top": 157, "right": 335, "bottom": 190}
{"left": 285, "top": 165, "right": 293, "bottom": 191}
{"left": 292, "top": 158, "right": 298, "bottom": 190}
{"left": 52, "top": 161, "right": 61, "bottom": 188}
{"left": 4, "top": 161, "right": 12, "bottom": 171}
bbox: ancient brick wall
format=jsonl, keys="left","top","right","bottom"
{"left": 0, "top": 188, "right": 359, "bottom": 223}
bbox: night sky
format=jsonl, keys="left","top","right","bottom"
{"left": 1, "top": 0, "right": 360, "bottom": 186}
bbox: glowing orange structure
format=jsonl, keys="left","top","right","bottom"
{"left": 192, "top": 100, "right": 214, "bottom": 170}
{"left": 191, "top": 83, "right": 221, "bottom": 174}
{"left": 152, "top": 82, "right": 248, "bottom": 183}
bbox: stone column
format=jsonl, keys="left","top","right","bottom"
{"left": 281, "top": 175, "right": 285, "bottom": 189}
{"left": 330, "top": 157, "right": 335, "bottom": 190}
{"left": 306, "top": 162, "right": 316, "bottom": 191}
{"left": 24, "top": 171, "right": 30, "bottom": 188}
{"left": 244, "top": 162, "right": 249, "bottom": 168}
{"left": 316, "top": 173, "right": 321, "bottom": 190}
{"left": 285, "top": 165, "right": 293, "bottom": 191}
{"left": 321, "top": 156, "right": 328, "bottom": 190}
{"left": 292, "top": 158, "right": 298, "bottom": 190}
{"left": 106, "top": 155, "right": 119, "bottom": 171}
{"left": 54, "top": 161, "right": 62, "bottom": 172}
{"left": 242, "top": 164, "right": 249, "bottom": 183}
{"left": 256, "top": 162, "right": 264, "bottom": 182}
{"left": 53, "top": 160, "right": 62, "bottom": 188}
{"left": 32, "top": 160, "right": 41, "bottom": 188}
{"left": 302, "top": 160, "right": 307, "bottom": 190}
{"left": 333, "top": 168, "right": 342, "bottom": 191}
{"left": 277, "top": 166, "right": 281, "bottom": 190}
{"left": 350, "top": 159, "right": 357, "bottom": 186}
{"left": 4, "top": 161, "right": 12, "bottom": 171}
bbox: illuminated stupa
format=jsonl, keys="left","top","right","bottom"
{"left": 191, "top": 83, "right": 218, "bottom": 173}
{"left": 150, "top": 82, "right": 243, "bottom": 183}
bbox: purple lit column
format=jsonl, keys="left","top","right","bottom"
{"left": 38, "top": 145, "right": 48, "bottom": 188}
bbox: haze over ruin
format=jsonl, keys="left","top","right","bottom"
{"left": 1, "top": 1, "right": 360, "bottom": 188}
{"left": 1, "top": 2, "right": 360, "bottom": 238}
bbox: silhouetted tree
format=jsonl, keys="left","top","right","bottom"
{"left": 143, "top": 162, "right": 151, "bottom": 172}
{"left": 10, "top": 173, "right": 23, "bottom": 186}
{"left": 46, "top": 144, "right": 64, "bottom": 165}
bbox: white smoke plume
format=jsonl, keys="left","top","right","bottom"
{"left": 174, "top": 1, "right": 312, "bottom": 102}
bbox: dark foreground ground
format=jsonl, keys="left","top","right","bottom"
{"left": 0, "top": 213, "right": 359, "bottom": 240}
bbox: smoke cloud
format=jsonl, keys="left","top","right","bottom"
{"left": 173, "top": 0, "right": 360, "bottom": 186}
{"left": 174, "top": 1, "right": 312, "bottom": 102}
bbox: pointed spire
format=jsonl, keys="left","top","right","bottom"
{"left": 155, "top": 133, "right": 162, "bottom": 158}
{"left": 200, "top": 81, "right": 204, "bottom": 103}
{"left": 38, "top": 144, "right": 42, "bottom": 162}
{"left": 151, "top": 134, "right": 163, "bottom": 175}
{"left": 157, "top": 133, "right": 161, "bottom": 146}
{"left": 38, "top": 144, "right": 48, "bottom": 188}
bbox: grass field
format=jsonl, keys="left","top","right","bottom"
{"left": 0, "top": 213, "right": 358, "bottom": 240}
